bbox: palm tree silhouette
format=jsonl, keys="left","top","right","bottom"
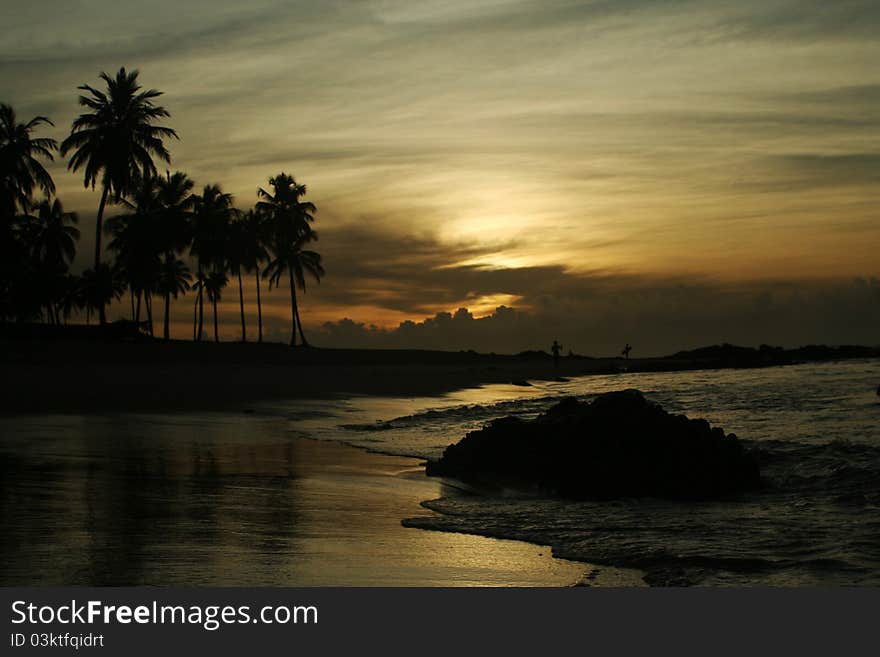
{"left": 156, "top": 171, "right": 195, "bottom": 254}
{"left": 28, "top": 198, "right": 80, "bottom": 272}
{"left": 0, "top": 104, "right": 57, "bottom": 216}
{"left": 190, "top": 184, "right": 236, "bottom": 341}
{"left": 240, "top": 209, "right": 270, "bottom": 342}
{"left": 203, "top": 270, "right": 228, "bottom": 343}
{"left": 81, "top": 263, "right": 124, "bottom": 326}
{"left": 57, "top": 274, "right": 86, "bottom": 325}
{"left": 2, "top": 213, "right": 44, "bottom": 323}
{"left": 154, "top": 171, "right": 195, "bottom": 338}
{"left": 226, "top": 217, "right": 249, "bottom": 341}
{"left": 264, "top": 237, "right": 324, "bottom": 346}
{"left": 22, "top": 199, "right": 80, "bottom": 324}
{"left": 156, "top": 256, "right": 191, "bottom": 340}
{"left": 191, "top": 269, "right": 204, "bottom": 341}
{"left": 59, "top": 68, "right": 177, "bottom": 324}
{"left": 106, "top": 176, "right": 163, "bottom": 329}
{"left": 258, "top": 174, "right": 321, "bottom": 346}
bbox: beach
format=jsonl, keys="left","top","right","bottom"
{"left": 0, "top": 405, "right": 645, "bottom": 587}
{"left": 2, "top": 336, "right": 873, "bottom": 416}
{"left": 0, "top": 338, "right": 652, "bottom": 586}
{"left": 0, "top": 337, "right": 635, "bottom": 415}
{"left": 2, "top": 337, "right": 878, "bottom": 587}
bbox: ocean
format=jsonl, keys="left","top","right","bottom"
{"left": 281, "top": 359, "right": 880, "bottom": 586}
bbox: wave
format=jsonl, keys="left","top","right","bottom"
{"left": 399, "top": 427, "right": 880, "bottom": 586}
{"left": 327, "top": 361, "right": 880, "bottom": 585}
{"left": 405, "top": 484, "right": 880, "bottom": 586}
{"left": 340, "top": 394, "right": 574, "bottom": 432}
{"left": 750, "top": 439, "right": 880, "bottom": 498}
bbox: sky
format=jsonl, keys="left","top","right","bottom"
{"left": 2, "top": 0, "right": 879, "bottom": 354}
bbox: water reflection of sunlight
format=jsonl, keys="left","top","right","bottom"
{"left": 0, "top": 412, "right": 592, "bottom": 586}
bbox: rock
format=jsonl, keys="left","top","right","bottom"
{"left": 426, "top": 389, "right": 760, "bottom": 500}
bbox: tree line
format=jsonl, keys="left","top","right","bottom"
{"left": 1, "top": 67, "right": 324, "bottom": 346}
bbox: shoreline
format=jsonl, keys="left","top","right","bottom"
{"left": 3, "top": 337, "right": 877, "bottom": 415}
{"left": 0, "top": 410, "right": 635, "bottom": 585}
{"left": 4, "top": 341, "right": 875, "bottom": 586}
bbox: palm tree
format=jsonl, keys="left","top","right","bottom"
{"left": 0, "top": 104, "right": 57, "bottom": 216}
{"left": 0, "top": 218, "right": 24, "bottom": 321}
{"left": 81, "top": 264, "right": 124, "bottom": 326}
{"left": 256, "top": 173, "right": 315, "bottom": 236}
{"left": 24, "top": 198, "right": 80, "bottom": 324}
{"left": 263, "top": 231, "right": 324, "bottom": 347}
{"left": 56, "top": 274, "right": 86, "bottom": 325}
{"left": 240, "top": 209, "right": 270, "bottom": 342}
{"left": 29, "top": 198, "right": 80, "bottom": 272}
{"left": 106, "top": 176, "right": 163, "bottom": 328}
{"left": 258, "top": 174, "right": 320, "bottom": 346}
{"left": 155, "top": 170, "right": 194, "bottom": 254}
{"left": 203, "top": 270, "right": 227, "bottom": 343}
{"left": 191, "top": 269, "right": 204, "bottom": 341}
{"left": 153, "top": 171, "right": 194, "bottom": 339}
{"left": 0, "top": 215, "right": 42, "bottom": 322}
{"left": 59, "top": 67, "right": 178, "bottom": 323}
{"left": 108, "top": 171, "right": 194, "bottom": 331}
{"left": 226, "top": 217, "right": 253, "bottom": 341}
{"left": 156, "top": 256, "right": 191, "bottom": 340}
{"left": 190, "top": 184, "right": 236, "bottom": 341}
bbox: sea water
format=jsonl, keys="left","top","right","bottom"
{"left": 278, "top": 359, "right": 880, "bottom": 586}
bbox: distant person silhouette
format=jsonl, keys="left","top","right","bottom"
{"left": 621, "top": 343, "right": 632, "bottom": 360}
{"left": 551, "top": 340, "right": 562, "bottom": 368}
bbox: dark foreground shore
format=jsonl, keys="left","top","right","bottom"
{"left": 2, "top": 336, "right": 877, "bottom": 414}
{"left": 1, "top": 414, "right": 625, "bottom": 586}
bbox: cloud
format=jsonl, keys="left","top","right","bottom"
{"left": 4, "top": 1, "right": 880, "bottom": 352}
{"left": 314, "top": 276, "right": 880, "bottom": 355}
{"left": 770, "top": 153, "right": 880, "bottom": 187}
{"left": 712, "top": 1, "right": 880, "bottom": 41}
{"left": 153, "top": 217, "right": 880, "bottom": 354}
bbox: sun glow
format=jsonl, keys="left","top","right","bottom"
{"left": 460, "top": 294, "right": 524, "bottom": 317}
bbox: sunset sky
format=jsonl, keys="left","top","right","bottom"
{"left": 3, "top": 1, "right": 878, "bottom": 353}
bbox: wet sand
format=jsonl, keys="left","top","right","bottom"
{"left": 0, "top": 410, "right": 642, "bottom": 586}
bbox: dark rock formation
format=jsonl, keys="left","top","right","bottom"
{"left": 426, "top": 389, "right": 760, "bottom": 500}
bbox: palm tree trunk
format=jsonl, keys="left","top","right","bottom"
{"left": 130, "top": 287, "right": 135, "bottom": 320}
{"left": 163, "top": 292, "right": 171, "bottom": 341}
{"left": 237, "top": 267, "right": 246, "bottom": 342}
{"left": 255, "top": 267, "right": 263, "bottom": 343}
{"left": 213, "top": 299, "right": 219, "bottom": 343}
{"left": 192, "top": 293, "right": 198, "bottom": 341}
{"left": 287, "top": 265, "right": 298, "bottom": 347}
{"left": 295, "top": 301, "right": 308, "bottom": 347}
{"left": 145, "top": 292, "right": 154, "bottom": 336}
{"left": 135, "top": 291, "right": 142, "bottom": 324}
{"left": 94, "top": 185, "right": 109, "bottom": 325}
{"left": 197, "top": 261, "right": 204, "bottom": 342}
